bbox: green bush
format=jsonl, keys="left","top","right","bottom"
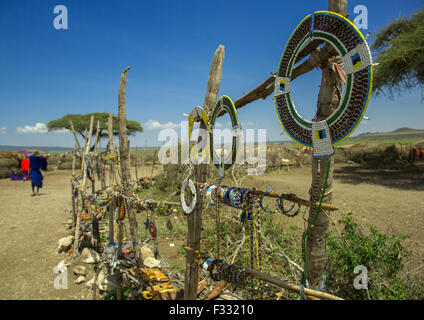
{"left": 348, "top": 144, "right": 408, "bottom": 168}
{"left": 326, "top": 212, "right": 411, "bottom": 299}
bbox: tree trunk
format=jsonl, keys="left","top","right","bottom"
{"left": 304, "top": 0, "right": 347, "bottom": 289}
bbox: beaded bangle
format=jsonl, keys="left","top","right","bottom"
{"left": 209, "top": 96, "right": 240, "bottom": 172}
{"left": 232, "top": 189, "right": 244, "bottom": 208}
{"left": 205, "top": 186, "right": 218, "bottom": 206}
{"left": 224, "top": 187, "right": 236, "bottom": 206}
{"left": 277, "top": 193, "right": 301, "bottom": 217}
{"left": 200, "top": 183, "right": 210, "bottom": 197}
{"left": 202, "top": 258, "right": 215, "bottom": 273}
{"left": 181, "top": 178, "right": 197, "bottom": 214}
{"left": 259, "top": 190, "right": 279, "bottom": 214}
{"left": 229, "top": 188, "right": 240, "bottom": 206}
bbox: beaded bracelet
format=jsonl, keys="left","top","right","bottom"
{"left": 277, "top": 193, "right": 301, "bottom": 217}
{"left": 202, "top": 257, "right": 215, "bottom": 273}
{"left": 181, "top": 178, "right": 197, "bottom": 214}
{"left": 232, "top": 188, "right": 245, "bottom": 208}
{"left": 229, "top": 188, "right": 240, "bottom": 207}
{"left": 259, "top": 190, "right": 279, "bottom": 214}
{"left": 200, "top": 183, "right": 210, "bottom": 197}
{"left": 224, "top": 187, "right": 237, "bottom": 206}
{"left": 205, "top": 186, "right": 217, "bottom": 206}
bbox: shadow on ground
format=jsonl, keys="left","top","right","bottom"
{"left": 334, "top": 163, "right": 424, "bottom": 191}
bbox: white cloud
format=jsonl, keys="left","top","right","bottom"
{"left": 0, "top": 126, "right": 6, "bottom": 134}
{"left": 16, "top": 122, "right": 48, "bottom": 134}
{"left": 144, "top": 120, "right": 180, "bottom": 130}
{"left": 54, "top": 128, "right": 70, "bottom": 133}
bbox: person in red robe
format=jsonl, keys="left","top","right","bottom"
{"left": 21, "top": 157, "right": 30, "bottom": 180}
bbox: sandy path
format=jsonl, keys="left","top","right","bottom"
{"left": 0, "top": 170, "right": 84, "bottom": 299}
{"left": 0, "top": 165, "right": 160, "bottom": 300}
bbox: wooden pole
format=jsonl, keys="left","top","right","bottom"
{"left": 142, "top": 140, "right": 146, "bottom": 177}
{"left": 117, "top": 66, "right": 143, "bottom": 270}
{"left": 108, "top": 197, "right": 115, "bottom": 243}
{"left": 94, "top": 120, "right": 100, "bottom": 153}
{"left": 69, "top": 120, "right": 82, "bottom": 151}
{"left": 135, "top": 146, "right": 139, "bottom": 180}
{"left": 91, "top": 121, "right": 100, "bottom": 194}
{"left": 242, "top": 266, "right": 342, "bottom": 300}
{"left": 72, "top": 143, "right": 76, "bottom": 177}
{"left": 73, "top": 115, "right": 94, "bottom": 256}
{"left": 184, "top": 246, "right": 342, "bottom": 300}
{"left": 303, "top": 0, "right": 347, "bottom": 289}
{"left": 184, "top": 44, "right": 225, "bottom": 300}
{"left": 150, "top": 149, "right": 157, "bottom": 179}
{"left": 71, "top": 143, "right": 77, "bottom": 227}
{"left": 107, "top": 114, "right": 117, "bottom": 185}
{"left": 127, "top": 140, "right": 131, "bottom": 180}
{"left": 190, "top": 181, "right": 338, "bottom": 211}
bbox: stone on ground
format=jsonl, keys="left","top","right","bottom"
{"left": 73, "top": 265, "right": 87, "bottom": 276}
{"left": 144, "top": 256, "right": 161, "bottom": 268}
{"left": 57, "top": 235, "right": 74, "bottom": 252}
{"left": 81, "top": 248, "right": 100, "bottom": 264}
{"left": 74, "top": 276, "right": 86, "bottom": 284}
{"left": 96, "top": 268, "right": 116, "bottom": 292}
{"left": 140, "top": 246, "right": 155, "bottom": 260}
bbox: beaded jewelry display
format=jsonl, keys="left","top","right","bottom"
{"left": 274, "top": 11, "right": 373, "bottom": 152}
{"left": 209, "top": 96, "right": 241, "bottom": 172}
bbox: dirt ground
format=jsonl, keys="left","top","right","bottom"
{"left": 0, "top": 163, "right": 422, "bottom": 299}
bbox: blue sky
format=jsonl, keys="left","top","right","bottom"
{"left": 0, "top": 0, "right": 422, "bottom": 147}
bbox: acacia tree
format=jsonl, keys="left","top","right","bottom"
{"left": 372, "top": 6, "right": 424, "bottom": 97}
{"left": 47, "top": 112, "right": 143, "bottom": 149}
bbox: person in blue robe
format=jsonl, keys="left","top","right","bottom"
{"left": 29, "top": 151, "right": 47, "bottom": 196}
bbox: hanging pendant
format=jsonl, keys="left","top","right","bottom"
{"left": 144, "top": 218, "right": 150, "bottom": 229}
{"left": 166, "top": 217, "right": 173, "bottom": 230}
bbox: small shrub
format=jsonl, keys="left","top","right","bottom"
{"left": 348, "top": 144, "right": 409, "bottom": 168}
{"left": 326, "top": 212, "right": 411, "bottom": 299}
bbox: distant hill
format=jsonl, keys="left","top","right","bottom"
{"left": 0, "top": 145, "right": 159, "bottom": 153}
{"left": 0, "top": 145, "right": 72, "bottom": 152}
{"left": 391, "top": 127, "right": 419, "bottom": 133}
{"left": 344, "top": 127, "right": 424, "bottom": 144}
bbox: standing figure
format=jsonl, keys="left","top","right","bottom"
{"left": 21, "top": 156, "right": 30, "bottom": 180}
{"left": 29, "top": 151, "right": 47, "bottom": 196}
